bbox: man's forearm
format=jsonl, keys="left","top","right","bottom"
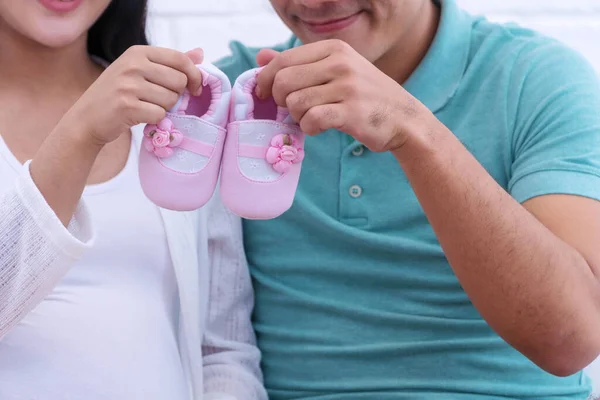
{"left": 392, "top": 117, "right": 600, "bottom": 376}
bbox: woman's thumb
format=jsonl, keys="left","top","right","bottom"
{"left": 186, "top": 48, "right": 204, "bottom": 65}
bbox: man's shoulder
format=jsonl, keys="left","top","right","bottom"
{"left": 465, "top": 17, "right": 598, "bottom": 106}
{"left": 214, "top": 36, "right": 297, "bottom": 83}
{"left": 469, "top": 17, "right": 596, "bottom": 81}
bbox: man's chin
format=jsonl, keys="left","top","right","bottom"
{"left": 294, "top": 11, "right": 369, "bottom": 43}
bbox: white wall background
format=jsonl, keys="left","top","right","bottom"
{"left": 146, "top": 0, "right": 599, "bottom": 393}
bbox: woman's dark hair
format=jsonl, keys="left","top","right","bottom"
{"left": 87, "top": 0, "right": 149, "bottom": 63}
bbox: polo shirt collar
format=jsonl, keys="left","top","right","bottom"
{"left": 403, "top": 0, "right": 473, "bottom": 113}
{"left": 291, "top": 0, "right": 472, "bottom": 114}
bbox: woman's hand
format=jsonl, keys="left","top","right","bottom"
{"left": 64, "top": 45, "right": 204, "bottom": 146}
{"left": 28, "top": 46, "right": 204, "bottom": 226}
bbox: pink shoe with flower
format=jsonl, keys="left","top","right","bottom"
{"left": 138, "top": 63, "right": 231, "bottom": 211}
{"left": 220, "top": 67, "right": 306, "bottom": 220}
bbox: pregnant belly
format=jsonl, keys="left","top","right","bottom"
{"left": 0, "top": 285, "right": 188, "bottom": 400}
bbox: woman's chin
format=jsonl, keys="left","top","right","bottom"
{"left": 26, "top": 25, "right": 87, "bottom": 49}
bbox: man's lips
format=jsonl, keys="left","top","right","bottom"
{"left": 300, "top": 11, "right": 363, "bottom": 34}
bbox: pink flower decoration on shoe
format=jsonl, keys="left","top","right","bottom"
{"left": 266, "top": 134, "right": 304, "bottom": 173}
{"left": 143, "top": 118, "right": 184, "bottom": 159}
{"left": 152, "top": 131, "right": 170, "bottom": 148}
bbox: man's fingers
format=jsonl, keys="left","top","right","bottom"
{"left": 256, "top": 48, "right": 280, "bottom": 67}
{"left": 285, "top": 83, "right": 344, "bottom": 123}
{"left": 270, "top": 56, "right": 349, "bottom": 106}
{"left": 299, "top": 103, "right": 347, "bottom": 136}
{"left": 256, "top": 40, "right": 342, "bottom": 100}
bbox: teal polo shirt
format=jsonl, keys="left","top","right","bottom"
{"left": 216, "top": 0, "right": 600, "bottom": 398}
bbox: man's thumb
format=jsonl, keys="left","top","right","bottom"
{"left": 256, "top": 48, "right": 280, "bottom": 67}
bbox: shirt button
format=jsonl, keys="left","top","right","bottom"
{"left": 349, "top": 185, "right": 363, "bottom": 198}
{"left": 351, "top": 146, "right": 365, "bottom": 156}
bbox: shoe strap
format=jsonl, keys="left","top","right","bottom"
{"left": 238, "top": 143, "right": 268, "bottom": 159}
{"left": 231, "top": 121, "right": 303, "bottom": 159}
{"left": 143, "top": 116, "right": 222, "bottom": 159}
{"left": 237, "top": 131, "right": 305, "bottom": 174}
{"left": 178, "top": 137, "right": 214, "bottom": 157}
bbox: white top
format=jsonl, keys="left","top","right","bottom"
{"left": 0, "top": 136, "right": 189, "bottom": 399}
{"left": 0, "top": 125, "right": 267, "bottom": 400}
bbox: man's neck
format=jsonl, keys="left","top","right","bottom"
{"left": 375, "top": 0, "right": 441, "bottom": 84}
{"left": 0, "top": 24, "right": 102, "bottom": 99}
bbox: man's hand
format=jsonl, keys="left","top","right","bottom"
{"left": 256, "top": 39, "right": 429, "bottom": 153}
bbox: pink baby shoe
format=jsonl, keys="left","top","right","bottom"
{"left": 220, "top": 67, "right": 306, "bottom": 220}
{"left": 138, "top": 63, "right": 231, "bottom": 211}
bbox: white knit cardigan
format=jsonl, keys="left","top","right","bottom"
{"left": 0, "top": 126, "right": 266, "bottom": 400}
